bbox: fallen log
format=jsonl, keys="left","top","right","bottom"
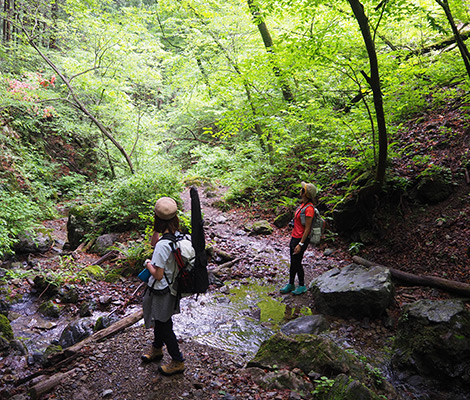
{"left": 26, "top": 310, "right": 144, "bottom": 398}
{"left": 210, "top": 258, "right": 242, "bottom": 277}
{"left": 29, "top": 368, "right": 79, "bottom": 399}
{"left": 92, "top": 250, "right": 119, "bottom": 266}
{"left": 46, "top": 309, "right": 144, "bottom": 361}
{"left": 352, "top": 256, "right": 470, "bottom": 297}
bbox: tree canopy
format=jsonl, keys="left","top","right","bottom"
{"left": 1, "top": 0, "right": 469, "bottom": 255}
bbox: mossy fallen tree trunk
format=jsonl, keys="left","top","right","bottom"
{"left": 353, "top": 256, "right": 470, "bottom": 297}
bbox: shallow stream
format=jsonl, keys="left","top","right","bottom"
{"left": 9, "top": 278, "right": 312, "bottom": 361}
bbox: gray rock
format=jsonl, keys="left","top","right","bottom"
{"left": 13, "top": 230, "right": 53, "bottom": 254}
{"left": 310, "top": 264, "right": 394, "bottom": 319}
{"left": 281, "top": 315, "right": 329, "bottom": 336}
{"left": 91, "top": 233, "right": 118, "bottom": 256}
{"left": 247, "top": 220, "right": 274, "bottom": 236}
{"left": 59, "top": 318, "right": 94, "bottom": 349}
{"left": 392, "top": 299, "right": 470, "bottom": 389}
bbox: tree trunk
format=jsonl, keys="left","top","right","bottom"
{"left": 22, "top": 28, "right": 135, "bottom": 174}
{"left": 184, "top": 1, "right": 273, "bottom": 158}
{"left": 247, "top": 0, "right": 294, "bottom": 103}
{"left": 352, "top": 256, "right": 470, "bottom": 297}
{"left": 49, "top": 0, "right": 59, "bottom": 49}
{"left": 3, "top": 0, "right": 11, "bottom": 42}
{"left": 435, "top": 0, "right": 470, "bottom": 80}
{"left": 347, "top": 0, "right": 388, "bottom": 185}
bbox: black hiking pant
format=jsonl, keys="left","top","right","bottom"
{"left": 153, "top": 317, "right": 184, "bottom": 361}
{"left": 289, "top": 237, "right": 308, "bottom": 287}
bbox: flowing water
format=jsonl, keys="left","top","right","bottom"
{"left": 174, "top": 279, "right": 311, "bottom": 359}
{"left": 9, "top": 278, "right": 312, "bottom": 361}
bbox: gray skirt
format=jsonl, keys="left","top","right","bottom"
{"left": 142, "top": 289, "right": 180, "bottom": 329}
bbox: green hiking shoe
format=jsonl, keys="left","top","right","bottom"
{"left": 280, "top": 283, "right": 295, "bottom": 294}
{"left": 292, "top": 286, "right": 307, "bottom": 295}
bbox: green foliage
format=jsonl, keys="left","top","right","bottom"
{"left": 312, "top": 376, "right": 335, "bottom": 395}
{"left": 112, "top": 240, "right": 153, "bottom": 276}
{"left": 0, "top": 190, "right": 42, "bottom": 257}
{"left": 418, "top": 164, "right": 453, "bottom": 184}
{"left": 0, "top": 0, "right": 468, "bottom": 239}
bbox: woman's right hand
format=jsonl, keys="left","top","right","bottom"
{"left": 293, "top": 244, "right": 301, "bottom": 254}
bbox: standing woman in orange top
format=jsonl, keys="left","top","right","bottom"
{"left": 280, "top": 182, "right": 317, "bottom": 295}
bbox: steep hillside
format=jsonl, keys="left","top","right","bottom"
{"left": 355, "top": 102, "right": 470, "bottom": 283}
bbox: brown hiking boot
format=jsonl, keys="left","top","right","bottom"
{"left": 158, "top": 359, "right": 185, "bottom": 376}
{"left": 141, "top": 346, "right": 163, "bottom": 362}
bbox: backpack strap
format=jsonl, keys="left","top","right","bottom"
{"left": 299, "top": 203, "right": 315, "bottom": 226}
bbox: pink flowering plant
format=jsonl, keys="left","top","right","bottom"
{"left": 4, "top": 72, "right": 57, "bottom": 118}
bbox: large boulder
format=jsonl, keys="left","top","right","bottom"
{"left": 417, "top": 175, "right": 453, "bottom": 204}
{"left": 247, "top": 333, "right": 396, "bottom": 399}
{"left": 91, "top": 233, "right": 118, "bottom": 256}
{"left": 392, "top": 299, "right": 470, "bottom": 389}
{"left": 310, "top": 264, "right": 394, "bottom": 319}
{"left": 66, "top": 204, "right": 94, "bottom": 250}
{"left": 13, "top": 230, "right": 53, "bottom": 254}
{"left": 247, "top": 333, "right": 368, "bottom": 381}
{"left": 59, "top": 317, "right": 94, "bottom": 349}
{"left": 273, "top": 211, "right": 293, "bottom": 228}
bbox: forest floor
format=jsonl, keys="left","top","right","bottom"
{"left": 2, "top": 104, "right": 470, "bottom": 400}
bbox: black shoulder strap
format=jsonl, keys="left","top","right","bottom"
{"left": 161, "top": 232, "right": 177, "bottom": 242}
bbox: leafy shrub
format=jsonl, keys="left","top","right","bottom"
{"left": 0, "top": 190, "right": 42, "bottom": 257}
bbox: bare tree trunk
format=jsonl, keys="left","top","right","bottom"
{"left": 435, "top": 0, "right": 470, "bottom": 80}
{"left": 247, "top": 0, "right": 294, "bottom": 103}
{"left": 347, "top": 0, "right": 387, "bottom": 185}
{"left": 184, "top": 1, "right": 273, "bottom": 158}
{"left": 49, "top": 0, "right": 59, "bottom": 49}
{"left": 3, "top": 0, "right": 11, "bottom": 42}
{"left": 21, "top": 27, "right": 135, "bottom": 174}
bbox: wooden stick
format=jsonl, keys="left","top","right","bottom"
{"left": 29, "top": 368, "right": 79, "bottom": 399}
{"left": 352, "top": 256, "right": 470, "bottom": 297}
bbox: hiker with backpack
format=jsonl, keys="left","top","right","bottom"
{"left": 141, "top": 196, "right": 185, "bottom": 376}
{"left": 280, "top": 182, "right": 318, "bottom": 296}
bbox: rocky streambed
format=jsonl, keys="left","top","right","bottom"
{"left": 1, "top": 187, "right": 470, "bottom": 400}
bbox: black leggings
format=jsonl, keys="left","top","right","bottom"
{"left": 289, "top": 237, "right": 308, "bottom": 286}
{"left": 153, "top": 317, "right": 184, "bottom": 361}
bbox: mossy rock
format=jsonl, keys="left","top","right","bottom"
{"left": 38, "top": 300, "right": 61, "bottom": 318}
{"left": 316, "top": 374, "right": 381, "bottom": 400}
{"left": 67, "top": 204, "right": 96, "bottom": 250}
{"left": 274, "top": 211, "right": 293, "bottom": 228}
{"left": 44, "top": 344, "right": 63, "bottom": 358}
{"left": 247, "top": 220, "right": 273, "bottom": 236}
{"left": 0, "top": 314, "right": 14, "bottom": 341}
{"left": 81, "top": 265, "right": 105, "bottom": 279}
{"left": 248, "top": 333, "right": 367, "bottom": 381}
{"left": 33, "top": 275, "right": 59, "bottom": 297}
{"left": 59, "top": 286, "right": 80, "bottom": 304}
